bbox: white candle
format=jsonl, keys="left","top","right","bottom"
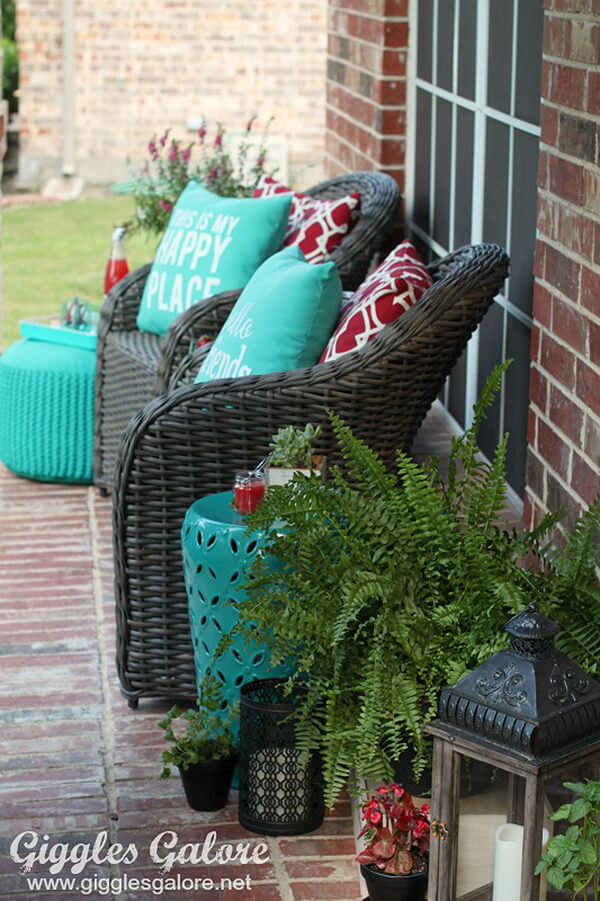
{"left": 248, "top": 747, "right": 309, "bottom": 821}
{"left": 492, "top": 823, "right": 549, "bottom": 901}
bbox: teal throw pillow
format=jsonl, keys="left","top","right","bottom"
{"left": 195, "top": 245, "right": 342, "bottom": 383}
{"left": 136, "top": 183, "right": 292, "bottom": 336}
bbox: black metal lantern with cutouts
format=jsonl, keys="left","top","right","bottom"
{"left": 424, "top": 605, "right": 600, "bottom": 901}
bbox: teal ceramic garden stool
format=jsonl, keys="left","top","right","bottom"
{"left": 181, "top": 491, "right": 291, "bottom": 740}
{"left": 0, "top": 338, "right": 96, "bottom": 483}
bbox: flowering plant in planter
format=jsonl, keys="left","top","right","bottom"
{"left": 356, "top": 784, "right": 430, "bottom": 875}
{"left": 128, "top": 116, "right": 274, "bottom": 236}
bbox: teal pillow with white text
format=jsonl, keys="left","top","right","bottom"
{"left": 136, "top": 183, "right": 292, "bottom": 336}
{"left": 195, "top": 245, "right": 342, "bottom": 383}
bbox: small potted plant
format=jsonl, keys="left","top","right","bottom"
{"left": 158, "top": 680, "right": 237, "bottom": 811}
{"left": 536, "top": 778, "right": 600, "bottom": 897}
{"left": 267, "top": 423, "right": 326, "bottom": 486}
{"left": 356, "top": 784, "right": 429, "bottom": 901}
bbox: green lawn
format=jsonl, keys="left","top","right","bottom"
{"left": 2, "top": 195, "right": 158, "bottom": 347}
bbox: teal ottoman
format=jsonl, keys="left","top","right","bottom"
{"left": 0, "top": 338, "right": 96, "bottom": 483}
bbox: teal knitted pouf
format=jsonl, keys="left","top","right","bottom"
{"left": 0, "top": 338, "right": 96, "bottom": 483}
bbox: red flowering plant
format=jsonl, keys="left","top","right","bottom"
{"left": 356, "top": 784, "right": 430, "bottom": 876}
{"left": 128, "top": 117, "right": 274, "bottom": 237}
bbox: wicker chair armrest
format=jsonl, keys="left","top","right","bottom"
{"left": 155, "top": 290, "right": 242, "bottom": 394}
{"left": 167, "top": 346, "right": 213, "bottom": 390}
{"left": 97, "top": 263, "right": 153, "bottom": 337}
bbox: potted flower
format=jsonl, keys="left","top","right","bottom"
{"left": 158, "top": 680, "right": 237, "bottom": 811}
{"left": 536, "top": 778, "right": 600, "bottom": 897}
{"left": 267, "top": 423, "right": 326, "bottom": 486}
{"left": 356, "top": 783, "right": 429, "bottom": 901}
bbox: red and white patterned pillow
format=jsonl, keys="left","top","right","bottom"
{"left": 319, "top": 240, "right": 432, "bottom": 363}
{"left": 253, "top": 175, "right": 360, "bottom": 264}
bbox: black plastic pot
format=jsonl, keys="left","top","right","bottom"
{"left": 361, "top": 864, "right": 427, "bottom": 901}
{"left": 391, "top": 745, "right": 493, "bottom": 797}
{"left": 178, "top": 755, "right": 237, "bottom": 811}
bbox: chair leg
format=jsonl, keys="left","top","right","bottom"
{"left": 127, "top": 698, "right": 139, "bottom": 710}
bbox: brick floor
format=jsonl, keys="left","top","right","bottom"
{"left": 0, "top": 466, "right": 363, "bottom": 901}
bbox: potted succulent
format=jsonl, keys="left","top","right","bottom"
{"left": 234, "top": 363, "right": 600, "bottom": 808}
{"left": 158, "top": 680, "right": 237, "bottom": 811}
{"left": 356, "top": 783, "right": 429, "bottom": 901}
{"left": 536, "top": 778, "right": 600, "bottom": 897}
{"left": 267, "top": 423, "right": 326, "bottom": 486}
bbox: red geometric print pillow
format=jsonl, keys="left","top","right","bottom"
{"left": 253, "top": 175, "right": 361, "bottom": 264}
{"left": 319, "top": 240, "right": 432, "bottom": 363}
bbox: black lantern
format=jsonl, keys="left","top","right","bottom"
{"left": 425, "top": 605, "right": 600, "bottom": 900}
{"left": 238, "top": 678, "right": 324, "bottom": 836}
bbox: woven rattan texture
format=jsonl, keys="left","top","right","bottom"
{"left": 112, "top": 243, "right": 509, "bottom": 704}
{"left": 0, "top": 340, "right": 95, "bottom": 483}
{"left": 93, "top": 172, "right": 400, "bottom": 492}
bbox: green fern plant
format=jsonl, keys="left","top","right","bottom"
{"left": 233, "top": 362, "right": 600, "bottom": 808}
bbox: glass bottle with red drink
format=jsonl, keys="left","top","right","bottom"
{"left": 104, "top": 226, "right": 130, "bottom": 298}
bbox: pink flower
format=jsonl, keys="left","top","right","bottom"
{"left": 181, "top": 146, "right": 191, "bottom": 163}
{"left": 169, "top": 141, "right": 178, "bottom": 163}
{"left": 208, "top": 167, "right": 218, "bottom": 181}
{"left": 159, "top": 131, "right": 168, "bottom": 147}
{"left": 214, "top": 133, "right": 223, "bottom": 149}
{"left": 198, "top": 125, "right": 206, "bottom": 142}
{"left": 159, "top": 200, "right": 172, "bottom": 212}
{"left": 147, "top": 139, "right": 158, "bottom": 161}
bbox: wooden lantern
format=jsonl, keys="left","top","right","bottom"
{"left": 424, "top": 605, "right": 600, "bottom": 901}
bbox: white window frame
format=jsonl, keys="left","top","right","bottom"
{"left": 405, "top": 0, "right": 539, "bottom": 447}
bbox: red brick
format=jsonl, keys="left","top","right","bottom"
{"left": 534, "top": 240, "right": 547, "bottom": 280}
{"left": 569, "top": 19, "right": 600, "bottom": 64}
{"left": 581, "top": 265, "right": 600, "bottom": 316}
{"left": 556, "top": 206, "right": 595, "bottom": 259}
{"left": 290, "top": 881, "right": 361, "bottom": 900}
{"left": 540, "top": 103, "right": 559, "bottom": 147}
{"left": 382, "top": 48, "right": 407, "bottom": 77}
{"left": 543, "top": 15, "right": 571, "bottom": 57}
{"left": 549, "top": 384, "right": 584, "bottom": 442}
{"left": 375, "top": 78, "right": 406, "bottom": 105}
{"left": 572, "top": 453, "right": 600, "bottom": 506}
{"left": 528, "top": 408, "right": 537, "bottom": 446}
{"left": 541, "top": 332, "right": 576, "bottom": 389}
{"left": 588, "top": 72, "right": 600, "bottom": 115}
{"left": 278, "top": 838, "right": 357, "bottom": 857}
{"left": 544, "top": 244, "right": 581, "bottom": 299}
{"left": 584, "top": 168, "right": 600, "bottom": 217}
{"left": 384, "top": 0, "right": 409, "bottom": 14}
{"left": 584, "top": 415, "right": 600, "bottom": 460}
{"left": 558, "top": 111, "right": 596, "bottom": 163}
{"left": 590, "top": 320, "right": 600, "bottom": 367}
{"left": 545, "top": 63, "right": 586, "bottom": 109}
{"left": 552, "top": 295, "right": 586, "bottom": 352}
{"left": 378, "top": 106, "right": 406, "bottom": 135}
{"left": 577, "top": 359, "right": 600, "bottom": 417}
{"left": 380, "top": 136, "right": 405, "bottom": 166}
{"left": 384, "top": 20, "right": 409, "bottom": 47}
{"left": 530, "top": 323, "right": 542, "bottom": 362}
{"left": 548, "top": 155, "right": 585, "bottom": 205}
{"left": 532, "top": 283, "right": 553, "bottom": 327}
{"left": 538, "top": 419, "right": 571, "bottom": 479}
{"left": 530, "top": 365, "right": 548, "bottom": 413}
{"left": 537, "top": 148, "right": 549, "bottom": 189}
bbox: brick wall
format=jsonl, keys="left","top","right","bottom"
{"left": 525, "top": 0, "right": 600, "bottom": 530}
{"left": 16, "top": 0, "right": 326, "bottom": 189}
{"left": 325, "top": 0, "right": 408, "bottom": 197}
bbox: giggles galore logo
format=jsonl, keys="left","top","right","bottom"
{"left": 10, "top": 829, "right": 270, "bottom": 876}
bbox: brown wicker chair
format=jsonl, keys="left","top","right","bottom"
{"left": 93, "top": 171, "right": 401, "bottom": 492}
{"left": 112, "top": 243, "right": 509, "bottom": 706}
